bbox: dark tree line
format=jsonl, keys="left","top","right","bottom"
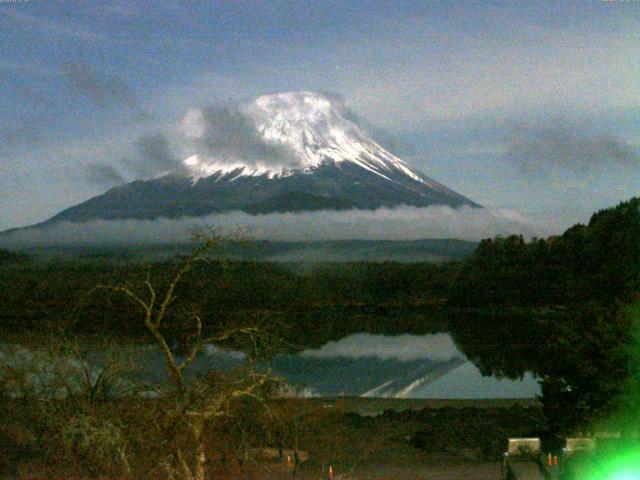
{"left": 0, "top": 254, "right": 454, "bottom": 351}
{"left": 448, "top": 197, "right": 640, "bottom": 435}
{"left": 449, "top": 198, "right": 640, "bottom": 307}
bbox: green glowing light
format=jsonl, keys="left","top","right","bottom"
{"left": 572, "top": 446, "right": 640, "bottom": 480}
{"left": 610, "top": 473, "right": 637, "bottom": 480}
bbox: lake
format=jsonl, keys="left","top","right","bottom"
{"left": 1, "top": 333, "right": 539, "bottom": 400}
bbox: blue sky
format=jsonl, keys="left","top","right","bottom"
{"left": 1, "top": 0, "right": 639, "bottom": 231}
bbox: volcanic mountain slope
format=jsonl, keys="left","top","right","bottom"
{"left": 42, "top": 91, "right": 479, "bottom": 224}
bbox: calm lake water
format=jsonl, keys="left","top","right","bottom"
{"left": 2, "top": 333, "right": 539, "bottom": 400}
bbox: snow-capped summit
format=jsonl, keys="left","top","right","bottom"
{"left": 35, "top": 91, "right": 480, "bottom": 225}
{"left": 180, "top": 91, "right": 433, "bottom": 185}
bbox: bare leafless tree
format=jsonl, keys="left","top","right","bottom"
{"left": 100, "top": 228, "right": 282, "bottom": 480}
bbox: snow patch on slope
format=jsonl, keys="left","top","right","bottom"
{"left": 179, "top": 91, "right": 434, "bottom": 187}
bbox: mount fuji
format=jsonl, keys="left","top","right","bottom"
{"left": 35, "top": 91, "right": 479, "bottom": 226}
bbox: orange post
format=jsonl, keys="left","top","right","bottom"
{"left": 329, "top": 465, "right": 334, "bottom": 480}
{"left": 547, "top": 452, "right": 552, "bottom": 467}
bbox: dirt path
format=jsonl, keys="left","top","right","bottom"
{"left": 316, "top": 463, "right": 503, "bottom": 479}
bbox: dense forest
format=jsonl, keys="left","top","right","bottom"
{"left": 449, "top": 197, "right": 640, "bottom": 435}
{"left": 450, "top": 197, "right": 640, "bottom": 307}
{"left": 0, "top": 256, "right": 456, "bottom": 347}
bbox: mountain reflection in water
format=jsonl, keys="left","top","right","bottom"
{"left": 1, "top": 333, "right": 540, "bottom": 399}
